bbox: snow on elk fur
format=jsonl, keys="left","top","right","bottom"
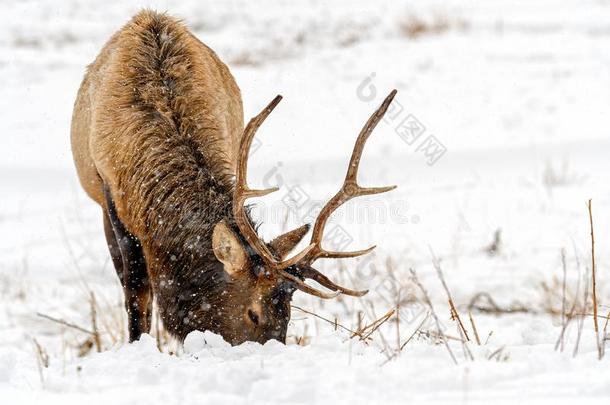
{"left": 70, "top": 10, "right": 396, "bottom": 345}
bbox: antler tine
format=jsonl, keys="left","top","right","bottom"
{"left": 235, "top": 95, "right": 283, "bottom": 200}
{"left": 301, "top": 266, "right": 368, "bottom": 297}
{"left": 343, "top": 89, "right": 398, "bottom": 188}
{"left": 233, "top": 96, "right": 284, "bottom": 267}
{"left": 303, "top": 90, "right": 398, "bottom": 265}
{"left": 316, "top": 246, "right": 376, "bottom": 260}
{"left": 281, "top": 271, "right": 340, "bottom": 299}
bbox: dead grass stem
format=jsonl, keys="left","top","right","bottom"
{"left": 32, "top": 338, "right": 48, "bottom": 385}
{"left": 429, "top": 248, "right": 470, "bottom": 342}
{"left": 37, "top": 312, "right": 94, "bottom": 336}
{"left": 89, "top": 292, "right": 102, "bottom": 352}
{"left": 587, "top": 199, "right": 602, "bottom": 359}
{"left": 410, "top": 268, "right": 458, "bottom": 365}
{"left": 468, "top": 312, "right": 482, "bottom": 346}
{"left": 573, "top": 267, "right": 591, "bottom": 357}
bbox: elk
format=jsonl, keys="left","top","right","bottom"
{"left": 71, "top": 10, "right": 396, "bottom": 345}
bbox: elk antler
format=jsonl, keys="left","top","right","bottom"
{"left": 299, "top": 90, "right": 397, "bottom": 265}
{"left": 288, "top": 90, "right": 397, "bottom": 297}
{"left": 233, "top": 95, "right": 315, "bottom": 272}
{"left": 233, "top": 91, "right": 397, "bottom": 299}
{"left": 233, "top": 96, "right": 334, "bottom": 298}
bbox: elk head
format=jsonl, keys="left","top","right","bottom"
{"left": 210, "top": 90, "right": 397, "bottom": 345}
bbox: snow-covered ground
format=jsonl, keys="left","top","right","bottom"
{"left": 1, "top": 0, "right": 610, "bottom": 403}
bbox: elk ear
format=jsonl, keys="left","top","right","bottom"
{"left": 212, "top": 220, "right": 248, "bottom": 275}
{"left": 269, "top": 224, "right": 310, "bottom": 259}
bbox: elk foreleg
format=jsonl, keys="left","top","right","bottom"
{"left": 103, "top": 185, "right": 152, "bottom": 342}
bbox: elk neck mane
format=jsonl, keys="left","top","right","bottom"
{"left": 104, "top": 11, "right": 249, "bottom": 294}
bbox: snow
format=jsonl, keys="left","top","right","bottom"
{"left": 1, "top": 0, "right": 610, "bottom": 403}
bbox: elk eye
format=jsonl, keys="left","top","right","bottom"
{"left": 248, "top": 309, "right": 259, "bottom": 325}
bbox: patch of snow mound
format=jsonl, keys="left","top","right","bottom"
{"left": 183, "top": 330, "right": 231, "bottom": 353}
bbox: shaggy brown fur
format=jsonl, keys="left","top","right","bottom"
{"left": 71, "top": 10, "right": 304, "bottom": 344}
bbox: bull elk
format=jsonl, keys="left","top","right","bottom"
{"left": 71, "top": 10, "right": 396, "bottom": 345}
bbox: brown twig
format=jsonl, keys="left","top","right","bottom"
{"left": 587, "top": 199, "right": 602, "bottom": 359}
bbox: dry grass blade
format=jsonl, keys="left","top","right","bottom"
{"left": 32, "top": 338, "right": 49, "bottom": 385}
{"left": 559, "top": 248, "right": 567, "bottom": 352}
{"left": 603, "top": 311, "right": 610, "bottom": 351}
{"left": 358, "top": 308, "right": 395, "bottom": 341}
{"left": 32, "top": 338, "right": 49, "bottom": 368}
{"left": 487, "top": 346, "right": 506, "bottom": 361}
{"left": 555, "top": 247, "right": 582, "bottom": 352}
{"left": 574, "top": 267, "right": 591, "bottom": 357}
{"left": 89, "top": 292, "right": 102, "bottom": 352}
{"left": 429, "top": 247, "right": 469, "bottom": 342}
{"left": 380, "top": 312, "right": 431, "bottom": 366}
{"left": 587, "top": 199, "right": 602, "bottom": 359}
{"left": 457, "top": 324, "right": 474, "bottom": 361}
{"left": 395, "top": 299, "right": 401, "bottom": 353}
{"left": 468, "top": 312, "right": 481, "bottom": 346}
{"left": 292, "top": 305, "right": 362, "bottom": 338}
{"left": 484, "top": 331, "right": 494, "bottom": 345}
{"left": 37, "top": 312, "right": 94, "bottom": 335}
{"left": 418, "top": 330, "right": 466, "bottom": 343}
{"left": 410, "top": 268, "right": 458, "bottom": 365}
{"left": 400, "top": 313, "right": 431, "bottom": 351}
